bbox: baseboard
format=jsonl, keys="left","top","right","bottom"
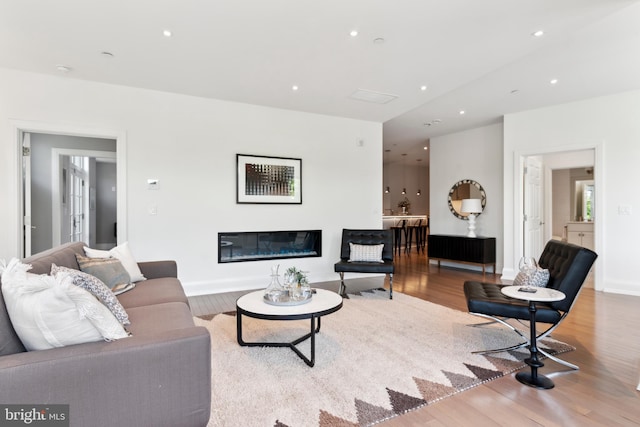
{"left": 501, "top": 268, "right": 517, "bottom": 282}
{"left": 601, "top": 280, "right": 640, "bottom": 297}
{"left": 183, "top": 272, "right": 385, "bottom": 297}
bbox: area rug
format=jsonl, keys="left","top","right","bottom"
{"left": 194, "top": 289, "right": 574, "bottom": 427}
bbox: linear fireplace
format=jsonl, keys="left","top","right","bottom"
{"left": 218, "top": 230, "right": 321, "bottom": 263}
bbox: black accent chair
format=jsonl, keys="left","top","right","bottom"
{"left": 334, "top": 229, "right": 394, "bottom": 299}
{"left": 464, "top": 239, "right": 597, "bottom": 369}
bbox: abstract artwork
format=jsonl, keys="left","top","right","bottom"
{"left": 236, "top": 154, "right": 302, "bottom": 204}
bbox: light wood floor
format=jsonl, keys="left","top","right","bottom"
{"left": 188, "top": 252, "right": 640, "bottom": 426}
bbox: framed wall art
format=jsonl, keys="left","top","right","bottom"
{"left": 236, "top": 154, "right": 302, "bottom": 204}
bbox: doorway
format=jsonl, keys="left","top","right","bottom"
{"left": 14, "top": 120, "right": 127, "bottom": 258}
{"left": 520, "top": 147, "right": 600, "bottom": 287}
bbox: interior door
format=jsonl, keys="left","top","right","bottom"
{"left": 22, "top": 132, "right": 32, "bottom": 257}
{"left": 524, "top": 156, "right": 544, "bottom": 259}
{"left": 66, "top": 156, "right": 88, "bottom": 244}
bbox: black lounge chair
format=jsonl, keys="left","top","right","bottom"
{"left": 334, "top": 229, "right": 394, "bottom": 299}
{"left": 464, "top": 239, "right": 597, "bottom": 369}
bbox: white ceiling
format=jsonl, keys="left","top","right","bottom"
{"left": 2, "top": 0, "right": 640, "bottom": 165}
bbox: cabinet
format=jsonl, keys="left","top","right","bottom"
{"left": 566, "top": 222, "right": 594, "bottom": 250}
{"left": 427, "top": 234, "right": 496, "bottom": 274}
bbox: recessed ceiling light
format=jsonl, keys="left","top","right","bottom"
{"left": 55, "top": 65, "right": 71, "bottom": 73}
{"left": 100, "top": 51, "right": 114, "bottom": 58}
{"left": 163, "top": 30, "right": 172, "bottom": 37}
{"left": 350, "top": 30, "right": 358, "bottom": 37}
{"left": 459, "top": 110, "right": 466, "bottom": 115}
{"left": 550, "top": 79, "right": 558, "bottom": 85}
{"left": 292, "top": 85, "right": 299, "bottom": 91}
{"left": 420, "top": 85, "right": 428, "bottom": 91}
{"left": 532, "top": 30, "right": 544, "bottom": 37}
{"left": 373, "top": 37, "right": 385, "bottom": 45}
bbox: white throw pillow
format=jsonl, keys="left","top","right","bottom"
{"left": 1, "top": 258, "right": 129, "bottom": 351}
{"left": 348, "top": 243, "right": 385, "bottom": 263}
{"left": 84, "top": 242, "right": 146, "bottom": 282}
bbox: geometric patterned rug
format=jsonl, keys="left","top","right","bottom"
{"left": 195, "top": 289, "right": 574, "bottom": 427}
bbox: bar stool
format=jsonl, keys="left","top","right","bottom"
{"left": 405, "top": 218, "right": 422, "bottom": 254}
{"left": 390, "top": 219, "right": 406, "bottom": 256}
{"left": 416, "top": 218, "right": 428, "bottom": 253}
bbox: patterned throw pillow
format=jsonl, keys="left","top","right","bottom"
{"left": 348, "top": 243, "right": 384, "bottom": 263}
{"left": 51, "top": 264, "right": 130, "bottom": 325}
{"left": 75, "top": 254, "right": 131, "bottom": 291}
{"left": 514, "top": 267, "right": 550, "bottom": 287}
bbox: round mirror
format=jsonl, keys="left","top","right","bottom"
{"left": 448, "top": 179, "right": 486, "bottom": 220}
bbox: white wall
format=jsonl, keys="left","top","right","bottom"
{"left": 429, "top": 123, "right": 504, "bottom": 272}
{"left": 0, "top": 68, "right": 383, "bottom": 295}
{"left": 504, "top": 89, "right": 640, "bottom": 296}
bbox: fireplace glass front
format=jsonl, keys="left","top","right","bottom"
{"left": 218, "top": 230, "right": 321, "bottom": 263}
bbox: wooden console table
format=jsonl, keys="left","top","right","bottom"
{"left": 427, "top": 234, "right": 496, "bottom": 274}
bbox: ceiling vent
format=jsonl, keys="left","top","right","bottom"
{"left": 349, "top": 89, "right": 398, "bottom": 104}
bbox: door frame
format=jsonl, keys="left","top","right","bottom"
{"left": 11, "top": 119, "right": 127, "bottom": 257}
{"left": 511, "top": 141, "right": 603, "bottom": 290}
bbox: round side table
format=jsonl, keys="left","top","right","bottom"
{"left": 501, "top": 285, "right": 565, "bottom": 389}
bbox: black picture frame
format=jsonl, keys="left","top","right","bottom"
{"left": 236, "top": 154, "right": 302, "bottom": 204}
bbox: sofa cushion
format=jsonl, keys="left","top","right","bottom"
{"left": 23, "top": 242, "right": 85, "bottom": 274}
{"left": 116, "top": 277, "right": 189, "bottom": 309}
{"left": 51, "top": 264, "right": 130, "bottom": 325}
{"left": 125, "top": 302, "right": 195, "bottom": 336}
{"left": 1, "top": 259, "right": 129, "bottom": 351}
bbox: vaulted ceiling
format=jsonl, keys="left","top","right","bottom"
{"left": 2, "top": 0, "right": 639, "bottom": 164}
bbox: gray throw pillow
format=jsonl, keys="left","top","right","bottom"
{"left": 75, "top": 254, "right": 132, "bottom": 291}
{"left": 51, "top": 263, "right": 130, "bottom": 325}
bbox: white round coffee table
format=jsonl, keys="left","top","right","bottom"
{"left": 236, "top": 289, "right": 343, "bottom": 367}
{"left": 501, "top": 285, "right": 565, "bottom": 389}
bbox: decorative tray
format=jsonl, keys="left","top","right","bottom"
{"left": 263, "top": 293, "right": 312, "bottom": 306}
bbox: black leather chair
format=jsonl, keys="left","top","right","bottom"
{"left": 464, "top": 239, "right": 597, "bottom": 369}
{"left": 334, "top": 229, "right": 394, "bottom": 299}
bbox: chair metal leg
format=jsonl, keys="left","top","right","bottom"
{"left": 467, "top": 311, "right": 578, "bottom": 369}
{"left": 389, "top": 273, "right": 393, "bottom": 300}
{"left": 338, "top": 272, "right": 347, "bottom": 298}
{"left": 538, "top": 348, "right": 579, "bottom": 370}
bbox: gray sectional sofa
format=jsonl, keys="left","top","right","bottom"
{"left": 0, "top": 242, "right": 211, "bottom": 427}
